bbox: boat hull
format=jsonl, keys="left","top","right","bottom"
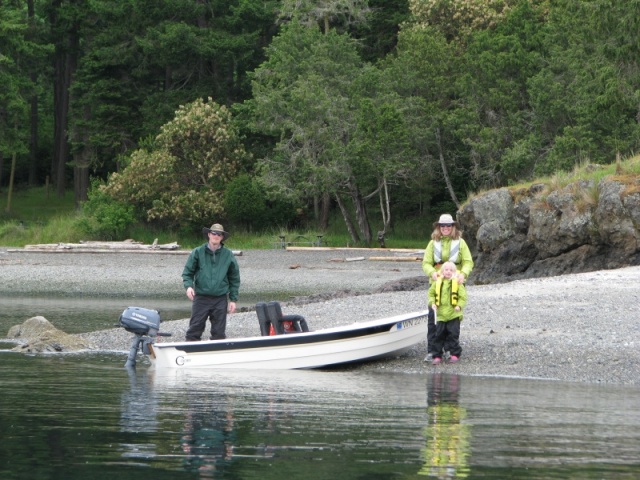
{"left": 149, "top": 311, "right": 428, "bottom": 370}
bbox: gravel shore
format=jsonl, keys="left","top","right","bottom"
{"left": 2, "top": 247, "right": 639, "bottom": 386}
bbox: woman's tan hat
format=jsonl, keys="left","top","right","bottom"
{"left": 433, "top": 213, "right": 458, "bottom": 227}
{"left": 202, "top": 223, "right": 230, "bottom": 240}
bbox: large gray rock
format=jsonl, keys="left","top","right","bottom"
{"left": 8, "top": 316, "right": 94, "bottom": 353}
{"left": 458, "top": 176, "right": 640, "bottom": 284}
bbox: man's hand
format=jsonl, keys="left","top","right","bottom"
{"left": 228, "top": 302, "right": 237, "bottom": 314}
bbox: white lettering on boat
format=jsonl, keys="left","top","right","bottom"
{"left": 396, "top": 316, "right": 427, "bottom": 330}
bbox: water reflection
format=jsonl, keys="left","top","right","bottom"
{"left": 179, "top": 394, "right": 236, "bottom": 477}
{"left": 148, "top": 368, "right": 430, "bottom": 478}
{"left": 421, "top": 374, "right": 470, "bottom": 479}
{"left": 119, "top": 367, "right": 161, "bottom": 461}
{"left": 2, "top": 352, "right": 640, "bottom": 479}
{"left": 121, "top": 367, "right": 159, "bottom": 431}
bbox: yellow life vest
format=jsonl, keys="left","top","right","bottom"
{"left": 434, "top": 275, "right": 459, "bottom": 307}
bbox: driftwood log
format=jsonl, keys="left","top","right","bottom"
{"left": 23, "top": 239, "right": 179, "bottom": 251}
{"left": 9, "top": 240, "right": 243, "bottom": 256}
{"left": 368, "top": 256, "right": 421, "bottom": 262}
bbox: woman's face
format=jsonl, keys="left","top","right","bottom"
{"left": 439, "top": 224, "right": 453, "bottom": 236}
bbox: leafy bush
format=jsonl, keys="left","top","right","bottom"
{"left": 224, "top": 174, "right": 297, "bottom": 230}
{"left": 103, "top": 97, "right": 250, "bottom": 230}
{"left": 224, "top": 174, "right": 267, "bottom": 229}
{"left": 78, "top": 180, "right": 135, "bottom": 239}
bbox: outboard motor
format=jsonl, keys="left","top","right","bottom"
{"left": 118, "top": 307, "right": 171, "bottom": 368}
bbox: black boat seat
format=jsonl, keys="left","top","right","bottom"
{"left": 256, "top": 301, "right": 309, "bottom": 336}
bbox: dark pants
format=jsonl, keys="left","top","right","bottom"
{"left": 431, "top": 317, "right": 462, "bottom": 359}
{"left": 427, "top": 306, "right": 436, "bottom": 354}
{"left": 186, "top": 294, "right": 228, "bottom": 341}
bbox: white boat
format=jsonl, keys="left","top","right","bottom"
{"left": 143, "top": 310, "right": 428, "bottom": 370}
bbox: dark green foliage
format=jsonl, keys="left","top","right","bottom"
{"left": 224, "top": 174, "right": 297, "bottom": 230}
{"left": 350, "top": 0, "right": 411, "bottom": 62}
{"left": 78, "top": 179, "right": 135, "bottom": 239}
{"left": 2, "top": 0, "right": 640, "bottom": 238}
{"left": 223, "top": 174, "right": 267, "bottom": 229}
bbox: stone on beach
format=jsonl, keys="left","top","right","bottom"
{"left": 7, "top": 316, "right": 94, "bottom": 353}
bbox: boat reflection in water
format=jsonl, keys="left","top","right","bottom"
{"left": 119, "top": 367, "right": 430, "bottom": 478}
{"left": 3, "top": 292, "right": 639, "bottom": 480}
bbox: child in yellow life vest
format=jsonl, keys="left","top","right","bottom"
{"left": 427, "top": 261, "right": 468, "bottom": 365}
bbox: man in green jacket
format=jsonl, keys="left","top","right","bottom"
{"left": 182, "top": 223, "right": 240, "bottom": 341}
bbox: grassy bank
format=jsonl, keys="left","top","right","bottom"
{"left": 6, "top": 154, "right": 636, "bottom": 250}
{"left": 0, "top": 186, "right": 430, "bottom": 250}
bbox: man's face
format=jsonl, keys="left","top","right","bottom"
{"left": 208, "top": 231, "right": 224, "bottom": 246}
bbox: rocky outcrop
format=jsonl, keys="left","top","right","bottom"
{"left": 8, "top": 316, "right": 94, "bottom": 353}
{"left": 458, "top": 175, "right": 640, "bottom": 284}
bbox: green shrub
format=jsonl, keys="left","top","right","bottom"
{"left": 224, "top": 174, "right": 297, "bottom": 230}
{"left": 78, "top": 180, "right": 135, "bottom": 240}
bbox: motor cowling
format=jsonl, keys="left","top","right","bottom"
{"left": 119, "top": 307, "right": 161, "bottom": 336}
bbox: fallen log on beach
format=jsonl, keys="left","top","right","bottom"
{"left": 24, "top": 239, "right": 180, "bottom": 251}
{"left": 8, "top": 240, "right": 243, "bottom": 256}
{"left": 368, "top": 256, "right": 421, "bottom": 262}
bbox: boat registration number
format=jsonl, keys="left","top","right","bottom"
{"left": 396, "top": 316, "right": 425, "bottom": 329}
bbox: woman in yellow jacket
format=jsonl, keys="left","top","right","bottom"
{"left": 422, "top": 214, "right": 473, "bottom": 361}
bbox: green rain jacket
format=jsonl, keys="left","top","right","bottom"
{"left": 422, "top": 237, "right": 474, "bottom": 282}
{"left": 182, "top": 243, "right": 240, "bottom": 301}
{"left": 428, "top": 277, "right": 468, "bottom": 322}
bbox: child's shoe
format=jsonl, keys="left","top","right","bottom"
{"left": 423, "top": 353, "right": 433, "bottom": 362}
{"left": 432, "top": 357, "right": 442, "bottom": 365}
{"left": 449, "top": 355, "right": 459, "bottom": 364}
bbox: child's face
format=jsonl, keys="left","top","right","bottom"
{"left": 441, "top": 264, "right": 455, "bottom": 279}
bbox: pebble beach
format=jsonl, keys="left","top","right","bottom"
{"left": 2, "top": 247, "right": 639, "bottom": 386}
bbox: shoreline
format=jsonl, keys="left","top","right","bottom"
{"left": 2, "top": 248, "right": 639, "bottom": 386}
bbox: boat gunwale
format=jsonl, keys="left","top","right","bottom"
{"left": 152, "top": 310, "right": 428, "bottom": 354}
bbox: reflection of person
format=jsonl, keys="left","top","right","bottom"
{"left": 422, "top": 214, "right": 473, "bottom": 361}
{"left": 420, "top": 374, "right": 470, "bottom": 478}
{"left": 182, "top": 223, "right": 240, "bottom": 341}
{"left": 428, "top": 262, "right": 467, "bottom": 365}
{"left": 181, "top": 396, "right": 236, "bottom": 474}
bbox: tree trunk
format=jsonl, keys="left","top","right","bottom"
{"left": 335, "top": 193, "right": 360, "bottom": 244}
{"left": 320, "top": 191, "right": 330, "bottom": 230}
{"left": 51, "top": 1, "right": 79, "bottom": 198}
{"left": 349, "top": 182, "right": 372, "bottom": 245}
{"left": 28, "top": 0, "right": 38, "bottom": 186}
{"left": 313, "top": 194, "right": 320, "bottom": 221}
{"left": 379, "top": 177, "right": 392, "bottom": 233}
{"left": 29, "top": 85, "right": 39, "bottom": 186}
{"left": 436, "top": 128, "right": 460, "bottom": 208}
{"left": 74, "top": 164, "right": 89, "bottom": 207}
{"left": 72, "top": 105, "right": 91, "bottom": 207}
{"left": 5, "top": 152, "right": 17, "bottom": 213}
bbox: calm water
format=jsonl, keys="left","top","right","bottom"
{"left": 1, "top": 298, "right": 640, "bottom": 479}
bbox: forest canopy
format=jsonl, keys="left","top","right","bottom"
{"left": 1, "top": 0, "right": 639, "bottom": 243}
